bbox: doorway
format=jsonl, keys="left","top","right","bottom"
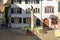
{"left": 36, "top": 19, "right": 40, "bottom": 26}
{"left": 43, "top": 18, "right": 49, "bottom": 27}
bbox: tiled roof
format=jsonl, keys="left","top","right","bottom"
{"left": 4, "top": 0, "right": 10, "bottom": 5}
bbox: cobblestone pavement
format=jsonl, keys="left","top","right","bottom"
{"left": 0, "top": 29, "right": 60, "bottom": 40}
{"left": 0, "top": 29, "right": 41, "bottom": 40}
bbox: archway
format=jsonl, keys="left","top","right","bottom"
{"left": 36, "top": 19, "right": 40, "bottom": 26}
{"left": 43, "top": 18, "right": 49, "bottom": 27}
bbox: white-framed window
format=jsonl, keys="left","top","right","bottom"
{"left": 45, "top": 6, "right": 54, "bottom": 13}
{"left": 11, "top": 8, "right": 22, "bottom": 14}
{"left": 26, "top": 8, "right": 31, "bottom": 14}
{"left": 11, "top": 0, "right": 21, "bottom": 4}
{"left": 33, "top": 8, "right": 40, "bottom": 13}
{"left": 11, "top": 17, "right": 22, "bottom": 23}
{"left": 25, "top": 0, "right": 39, "bottom": 4}
{"left": 23, "top": 18, "right": 31, "bottom": 24}
{"left": 51, "top": 18, "right": 58, "bottom": 24}
{"left": 26, "top": 8, "right": 40, "bottom": 14}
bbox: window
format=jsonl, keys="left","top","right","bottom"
{"left": 11, "top": 0, "right": 13, "bottom": 4}
{"left": 11, "top": 8, "right": 14, "bottom": 13}
{"left": 51, "top": 18, "right": 58, "bottom": 24}
{"left": 45, "top": 6, "right": 54, "bottom": 13}
{"left": 26, "top": 8, "right": 40, "bottom": 14}
{"left": 19, "top": 18, "right": 22, "bottom": 23}
{"left": 25, "top": 0, "right": 39, "bottom": 4}
{"left": 23, "top": 18, "right": 26, "bottom": 23}
{"left": 14, "top": 17, "right": 19, "bottom": 23}
{"left": 11, "top": 18, "right": 14, "bottom": 23}
{"left": 11, "top": 0, "right": 21, "bottom": 4}
{"left": 11, "top": 17, "right": 22, "bottom": 23}
{"left": 33, "top": 8, "right": 40, "bottom": 13}
{"left": 26, "top": 8, "right": 31, "bottom": 14}
{"left": 11, "top": 8, "right": 22, "bottom": 14}
{"left": 58, "top": 1, "right": 60, "bottom": 12}
{"left": 23, "top": 18, "right": 31, "bottom": 24}
{"left": 36, "top": 0, "right": 39, "bottom": 4}
{"left": 19, "top": 0, "right": 21, "bottom": 4}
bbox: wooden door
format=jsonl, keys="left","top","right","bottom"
{"left": 43, "top": 18, "right": 49, "bottom": 27}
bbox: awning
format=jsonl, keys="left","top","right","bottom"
{"left": 49, "top": 15, "right": 58, "bottom": 18}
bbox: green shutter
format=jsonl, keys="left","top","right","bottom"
{"left": 19, "top": 18, "right": 22, "bottom": 23}
{"left": 11, "top": 18, "right": 14, "bottom": 23}
{"left": 58, "top": 1, "right": 60, "bottom": 12}
{"left": 25, "top": 0, "right": 28, "bottom": 4}
{"left": 36, "top": 0, "right": 39, "bottom": 4}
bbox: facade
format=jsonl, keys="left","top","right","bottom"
{"left": 8, "top": 0, "right": 59, "bottom": 29}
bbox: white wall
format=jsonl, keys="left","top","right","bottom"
{"left": 42, "top": 1, "right": 58, "bottom": 27}
{"left": 42, "top": 1, "right": 58, "bottom": 19}
{"left": 10, "top": 0, "right": 58, "bottom": 28}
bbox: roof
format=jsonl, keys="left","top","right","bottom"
{"left": 4, "top": 0, "right": 10, "bottom": 5}
{"left": 49, "top": 15, "right": 58, "bottom": 18}
{"left": 0, "top": 6, "right": 4, "bottom": 13}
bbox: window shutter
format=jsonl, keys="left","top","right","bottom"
{"left": 23, "top": 18, "right": 26, "bottom": 23}
{"left": 19, "top": 18, "right": 22, "bottom": 23}
{"left": 19, "top": 8, "right": 22, "bottom": 14}
{"left": 11, "top": 0, "right": 14, "bottom": 4}
{"left": 11, "top": 8, "right": 14, "bottom": 14}
{"left": 11, "top": 18, "right": 14, "bottom": 23}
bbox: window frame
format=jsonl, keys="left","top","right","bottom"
{"left": 45, "top": 6, "right": 54, "bottom": 13}
{"left": 51, "top": 18, "right": 58, "bottom": 24}
{"left": 11, "top": 0, "right": 22, "bottom": 4}
{"left": 11, "top": 18, "right": 14, "bottom": 23}
{"left": 11, "top": 17, "right": 22, "bottom": 23}
{"left": 11, "top": 8, "right": 22, "bottom": 14}
{"left": 25, "top": 0, "right": 39, "bottom": 4}
{"left": 23, "top": 18, "right": 31, "bottom": 24}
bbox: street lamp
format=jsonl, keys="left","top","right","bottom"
{"left": 31, "top": 6, "right": 34, "bottom": 32}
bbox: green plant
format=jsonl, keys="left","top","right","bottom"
{"left": 23, "top": 26, "right": 31, "bottom": 30}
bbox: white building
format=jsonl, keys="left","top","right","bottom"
{"left": 8, "top": 0, "right": 58, "bottom": 29}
